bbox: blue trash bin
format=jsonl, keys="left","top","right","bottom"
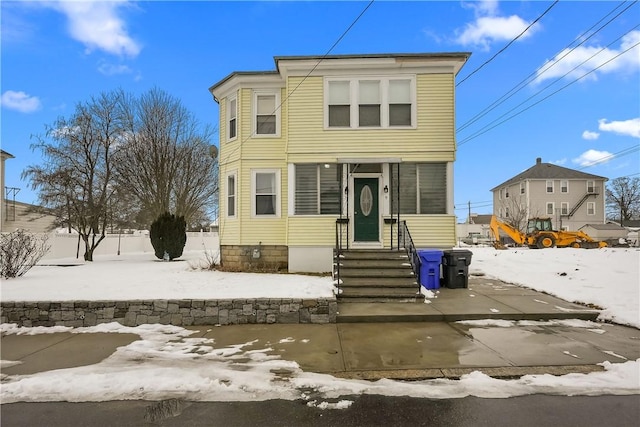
{"left": 418, "top": 249, "right": 443, "bottom": 290}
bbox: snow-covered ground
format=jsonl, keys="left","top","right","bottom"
{"left": 1, "top": 246, "right": 639, "bottom": 404}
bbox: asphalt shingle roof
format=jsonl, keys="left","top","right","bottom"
{"left": 492, "top": 158, "right": 607, "bottom": 190}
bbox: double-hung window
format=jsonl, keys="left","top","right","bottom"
{"left": 328, "top": 81, "right": 351, "bottom": 127}
{"left": 252, "top": 169, "right": 280, "bottom": 217}
{"left": 294, "top": 164, "right": 342, "bottom": 215}
{"left": 546, "top": 202, "right": 554, "bottom": 215}
{"left": 587, "top": 181, "right": 595, "bottom": 193}
{"left": 546, "top": 180, "right": 554, "bottom": 193}
{"left": 587, "top": 202, "right": 595, "bottom": 215}
{"left": 520, "top": 182, "right": 525, "bottom": 194}
{"left": 561, "top": 180, "right": 568, "bottom": 193}
{"left": 227, "top": 96, "right": 237, "bottom": 140}
{"left": 226, "top": 173, "right": 236, "bottom": 217}
{"left": 326, "top": 76, "right": 415, "bottom": 128}
{"left": 390, "top": 163, "right": 447, "bottom": 215}
{"left": 358, "top": 81, "right": 381, "bottom": 127}
{"left": 254, "top": 91, "right": 279, "bottom": 136}
{"left": 561, "top": 202, "right": 569, "bottom": 215}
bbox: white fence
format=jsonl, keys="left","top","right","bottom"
{"left": 40, "top": 231, "right": 219, "bottom": 260}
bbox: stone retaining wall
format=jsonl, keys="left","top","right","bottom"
{"left": 0, "top": 298, "right": 338, "bottom": 328}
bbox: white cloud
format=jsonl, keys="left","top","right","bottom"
{"left": 535, "top": 31, "right": 640, "bottom": 83}
{"left": 582, "top": 130, "right": 600, "bottom": 140}
{"left": 598, "top": 118, "right": 640, "bottom": 139}
{"left": 454, "top": 1, "right": 538, "bottom": 50}
{"left": 572, "top": 149, "right": 613, "bottom": 167}
{"left": 48, "top": 0, "right": 141, "bottom": 57}
{"left": 551, "top": 158, "right": 567, "bottom": 166}
{"left": 98, "top": 61, "right": 133, "bottom": 76}
{"left": 0, "top": 90, "right": 42, "bottom": 113}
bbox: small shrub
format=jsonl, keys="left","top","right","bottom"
{"left": 0, "top": 229, "right": 50, "bottom": 279}
{"left": 188, "top": 250, "right": 220, "bottom": 270}
{"left": 149, "top": 212, "right": 187, "bottom": 260}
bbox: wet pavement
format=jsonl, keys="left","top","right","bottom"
{"left": 1, "top": 277, "right": 639, "bottom": 380}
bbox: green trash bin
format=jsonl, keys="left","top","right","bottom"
{"left": 442, "top": 249, "right": 473, "bottom": 289}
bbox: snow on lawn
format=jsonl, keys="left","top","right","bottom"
{"left": 1, "top": 322, "right": 638, "bottom": 404}
{"left": 0, "top": 251, "right": 335, "bottom": 301}
{"left": 467, "top": 247, "right": 640, "bottom": 328}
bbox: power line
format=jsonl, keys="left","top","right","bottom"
{"left": 456, "top": 0, "right": 559, "bottom": 87}
{"left": 218, "top": 0, "right": 375, "bottom": 168}
{"left": 458, "top": 29, "right": 640, "bottom": 146}
{"left": 576, "top": 144, "right": 640, "bottom": 170}
{"left": 457, "top": 0, "right": 638, "bottom": 134}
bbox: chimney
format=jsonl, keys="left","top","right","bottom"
{"left": 536, "top": 157, "right": 542, "bottom": 165}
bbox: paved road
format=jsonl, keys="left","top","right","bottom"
{"left": 2, "top": 395, "right": 638, "bottom": 426}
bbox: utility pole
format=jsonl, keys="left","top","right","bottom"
{"left": 468, "top": 201, "right": 471, "bottom": 224}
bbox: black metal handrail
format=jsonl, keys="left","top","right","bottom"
{"left": 400, "top": 220, "right": 421, "bottom": 293}
{"left": 334, "top": 218, "right": 349, "bottom": 296}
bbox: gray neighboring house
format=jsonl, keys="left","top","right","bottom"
{"left": 491, "top": 157, "right": 607, "bottom": 231}
{"left": 579, "top": 223, "right": 628, "bottom": 242}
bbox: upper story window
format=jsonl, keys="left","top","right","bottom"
{"left": 227, "top": 96, "right": 237, "bottom": 141}
{"left": 561, "top": 180, "right": 568, "bottom": 193}
{"left": 546, "top": 180, "right": 554, "bottom": 193}
{"left": 520, "top": 182, "right": 525, "bottom": 194}
{"left": 546, "top": 202, "right": 554, "bottom": 215}
{"left": 561, "top": 202, "right": 569, "bottom": 215}
{"left": 587, "top": 180, "right": 596, "bottom": 193}
{"left": 253, "top": 91, "right": 280, "bottom": 136}
{"left": 587, "top": 202, "right": 595, "bottom": 215}
{"left": 505, "top": 187, "right": 509, "bottom": 198}
{"left": 325, "top": 76, "right": 415, "bottom": 129}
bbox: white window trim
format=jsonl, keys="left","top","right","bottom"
{"left": 324, "top": 75, "right": 416, "bottom": 130}
{"left": 226, "top": 95, "right": 238, "bottom": 142}
{"left": 520, "top": 182, "right": 525, "bottom": 194}
{"left": 546, "top": 202, "right": 555, "bottom": 215}
{"left": 226, "top": 171, "right": 237, "bottom": 218}
{"left": 560, "top": 180, "right": 568, "bottom": 193}
{"left": 561, "top": 202, "right": 569, "bottom": 216}
{"left": 587, "top": 201, "right": 596, "bottom": 216}
{"left": 252, "top": 90, "right": 281, "bottom": 138}
{"left": 251, "top": 169, "right": 281, "bottom": 218}
{"left": 546, "top": 180, "right": 554, "bottom": 193}
{"left": 587, "top": 180, "right": 596, "bottom": 193}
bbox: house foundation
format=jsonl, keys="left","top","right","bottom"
{"left": 221, "top": 244, "right": 288, "bottom": 271}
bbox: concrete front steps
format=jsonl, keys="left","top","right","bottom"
{"left": 335, "top": 249, "right": 423, "bottom": 303}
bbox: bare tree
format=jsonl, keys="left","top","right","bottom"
{"left": 23, "top": 91, "right": 122, "bottom": 261}
{"left": 114, "top": 88, "right": 218, "bottom": 227}
{"left": 498, "top": 195, "right": 529, "bottom": 233}
{"left": 606, "top": 177, "right": 640, "bottom": 225}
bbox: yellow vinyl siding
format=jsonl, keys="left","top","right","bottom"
{"left": 287, "top": 216, "right": 339, "bottom": 246}
{"left": 382, "top": 215, "right": 456, "bottom": 248}
{"left": 286, "top": 74, "right": 455, "bottom": 159}
{"left": 239, "top": 88, "right": 287, "bottom": 162}
{"left": 237, "top": 159, "right": 287, "bottom": 246}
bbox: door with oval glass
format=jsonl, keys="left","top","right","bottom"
{"left": 354, "top": 178, "right": 379, "bottom": 242}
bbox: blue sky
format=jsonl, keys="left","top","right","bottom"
{"left": 2, "top": 0, "right": 639, "bottom": 219}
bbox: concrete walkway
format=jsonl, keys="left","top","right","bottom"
{"left": 2, "top": 278, "right": 639, "bottom": 381}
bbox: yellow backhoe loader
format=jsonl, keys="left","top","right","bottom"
{"left": 489, "top": 216, "right": 607, "bottom": 249}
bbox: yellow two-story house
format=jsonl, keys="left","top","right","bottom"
{"left": 209, "top": 53, "right": 470, "bottom": 274}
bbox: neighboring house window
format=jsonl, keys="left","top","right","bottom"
{"left": 561, "top": 202, "right": 569, "bottom": 215}
{"left": 498, "top": 189, "right": 502, "bottom": 200}
{"left": 587, "top": 202, "right": 595, "bottom": 215}
{"left": 390, "top": 163, "right": 447, "bottom": 214}
{"left": 546, "top": 180, "right": 554, "bottom": 193}
{"left": 505, "top": 188, "right": 509, "bottom": 198}
{"left": 254, "top": 91, "right": 279, "bottom": 136}
{"left": 520, "top": 182, "right": 525, "bottom": 194}
{"left": 252, "top": 169, "right": 280, "bottom": 217}
{"left": 546, "top": 202, "right": 554, "bottom": 215}
{"left": 294, "top": 164, "right": 341, "bottom": 215}
{"left": 326, "top": 76, "right": 415, "bottom": 128}
{"left": 227, "top": 96, "right": 237, "bottom": 140}
{"left": 227, "top": 173, "right": 236, "bottom": 217}
{"left": 587, "top": 180, "right": 595, "bottom": 193}
{"left": 561, "top": 180, "right": 568, "bottom": 193}
{"left": 328, "top": 81, "right": 351, "bottom": 127}
{"left": 358, "top": 80, "right": 381, "bottom": 127}
{"left": 505, "top": 207, "right": 510, "bottom": 218}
